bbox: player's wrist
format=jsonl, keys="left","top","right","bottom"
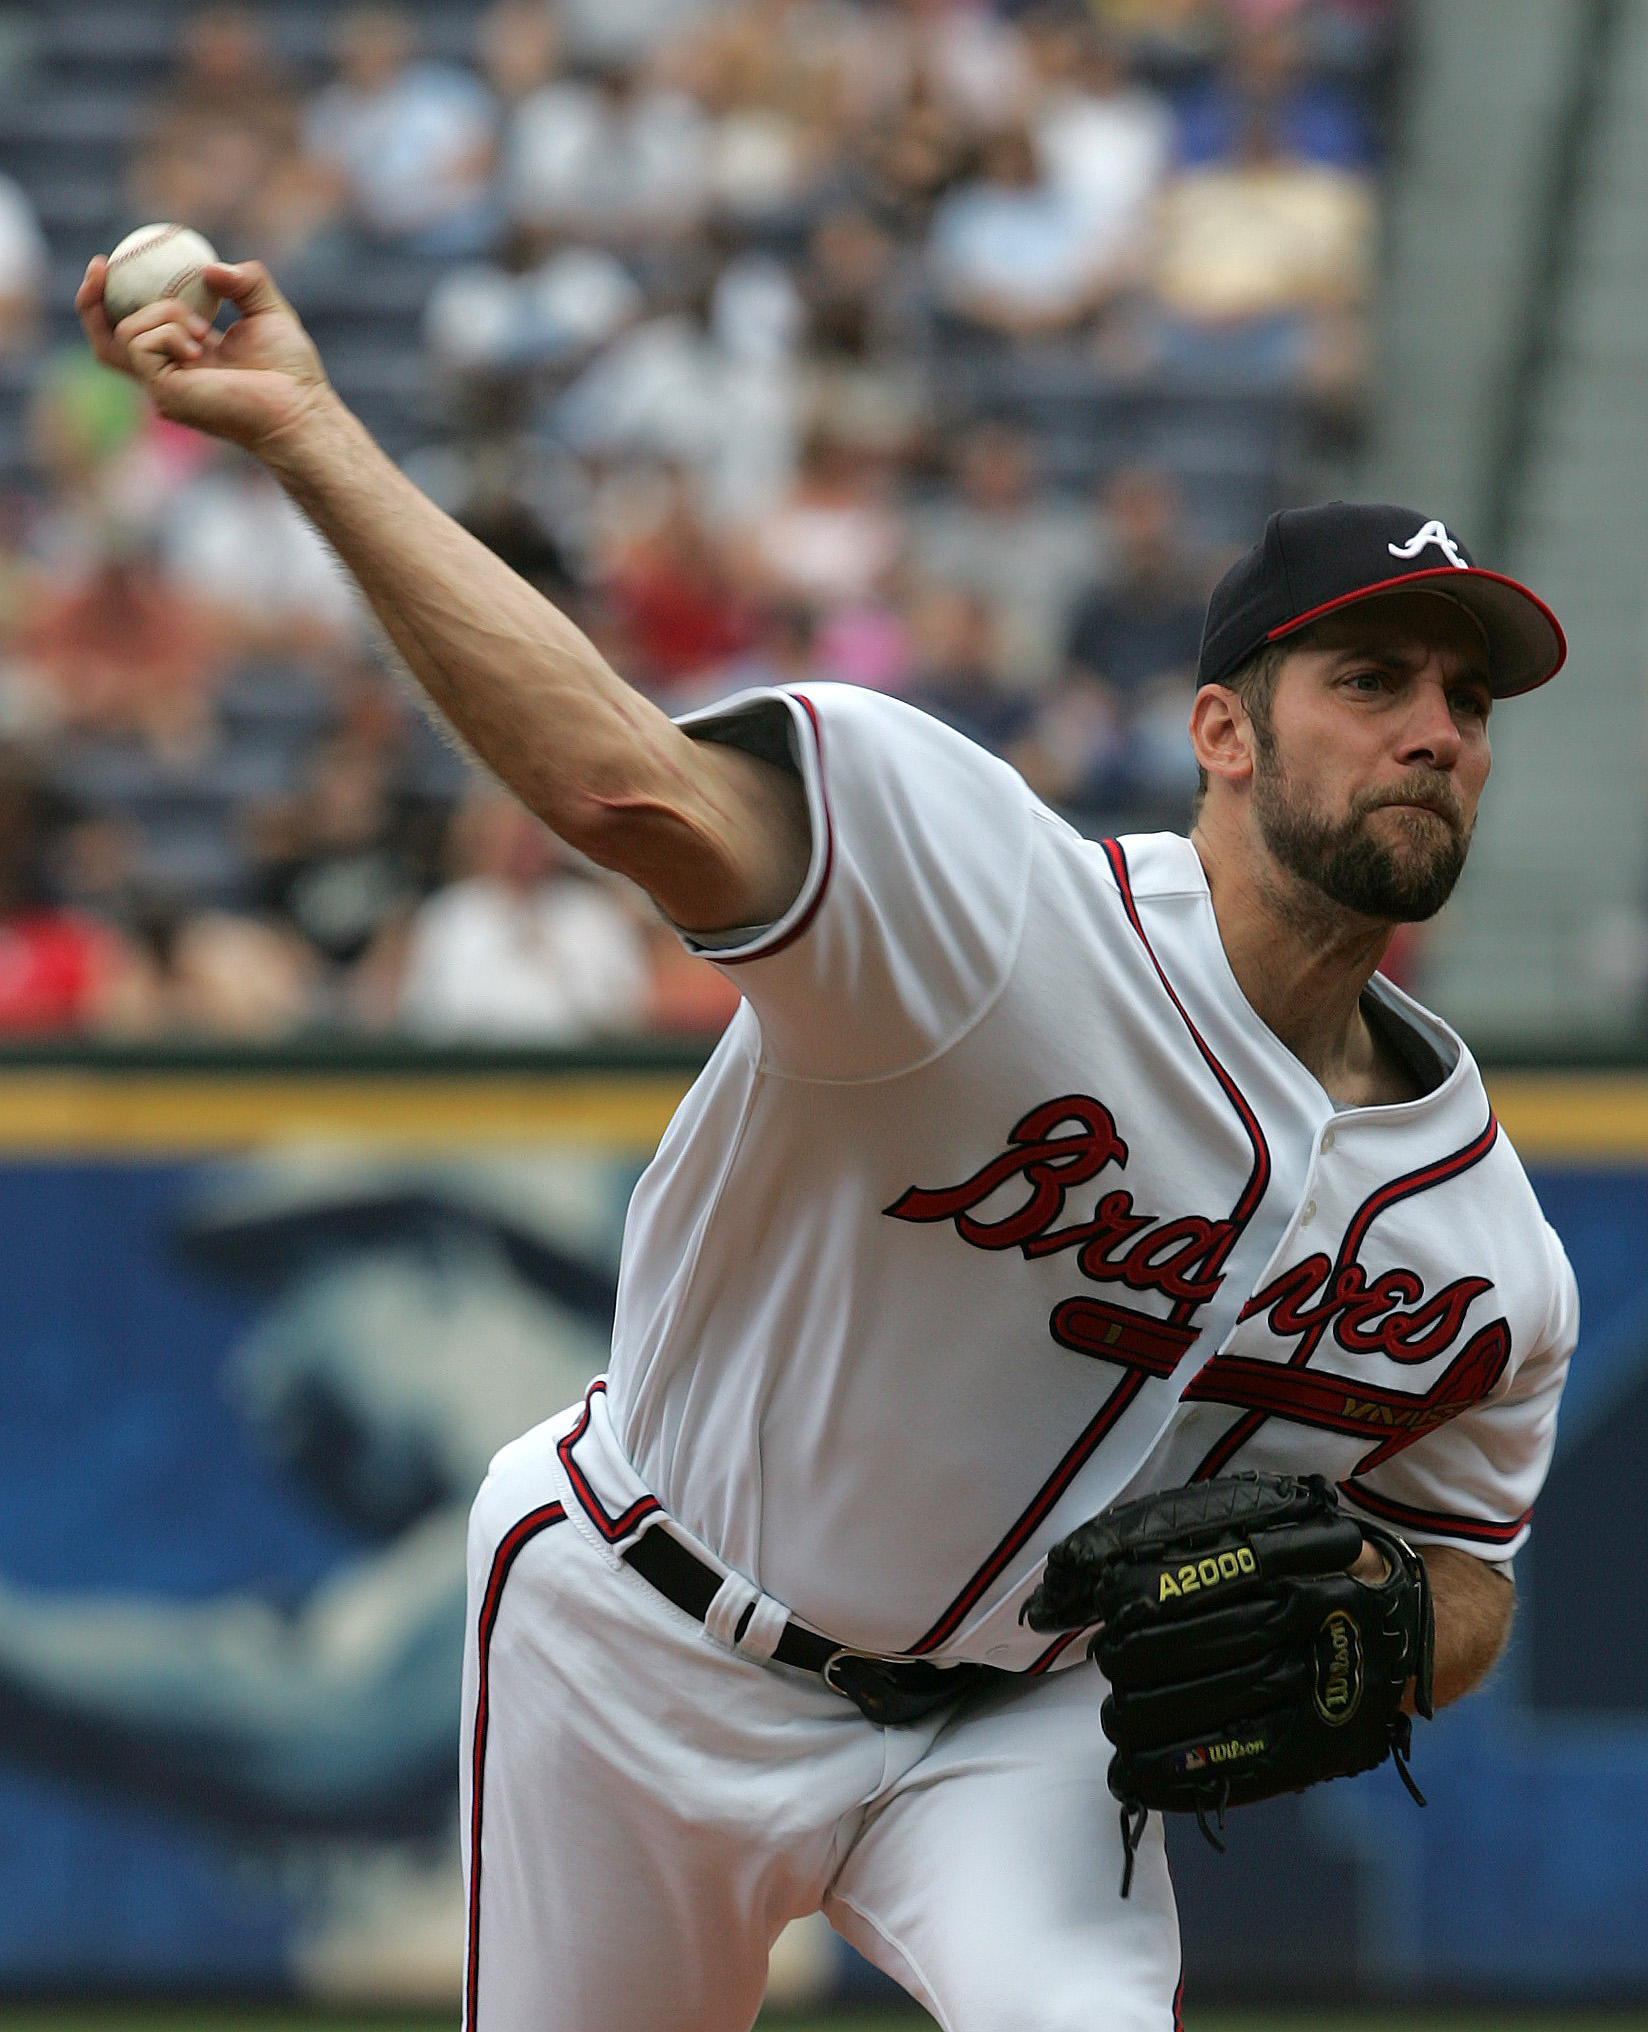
{"left": 257, "top": 382, "right": 366, "bottom": 493}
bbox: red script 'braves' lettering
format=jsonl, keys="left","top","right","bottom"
{"left": 885, "top": 1096, "right": 1231, "bottom": 1310}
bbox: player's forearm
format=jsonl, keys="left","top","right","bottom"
{"left": 1420, "top": 1545, "right": 1514, "bottom": 1709}
{"left": 258, "top": 392, "right": 721, "bottom": 898}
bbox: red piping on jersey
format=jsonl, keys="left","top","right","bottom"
{"left": 557, "top": 1380, "right": 663, "bottom": 1543}
{"left": 1191, "top": 1109, "right": 1501, "bottom": 1482}
{"left": 1173, "top": 1963, "right": 1185, "bottom": 2032}
{"left": 1337, "top": 1110, "right": 1499, "bottom": 1271}
{"left": 1337, "top": 1478, "right": 1530, "bottom": 1547}
{"left": 702, "top": 691, "right": 834, "bottom": 966}
{"left": 908, "top": 841, "right": 1272, "bottom": 1656}
{"left": 908, "top": 1370, "right": 1150, "bottom": 1653}
{"left": 1102, "top": 838, "right": 1272, "bottom": 1254}
{"left": 466, "top": 1500, "right": 567, "bottom": 2032}
{"left": 1190, "top": 1409, "right": 1267, "bottom": 1482}
{"left": 1029, "top": 1627, "right": 1084, "bottom": 1674}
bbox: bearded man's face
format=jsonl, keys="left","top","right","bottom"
{"left": 1245, "top": 593, "right": 1493, "bottom": 924}
{"left": 1252, "top": 740, "right": 1474, "bottom": 921}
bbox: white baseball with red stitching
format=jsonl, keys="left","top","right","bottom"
{"left": 102, "top": 222, "right": 221, "bottom": 327}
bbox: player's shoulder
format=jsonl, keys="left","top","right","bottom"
{"left": 1104, "top": 829, "right": 1209, "bottom": 899}
{"left": 790, "top": 680, "right": 1030, "bottom": 773}
{"left": 678, "top": 680, "right": 1035, "bottom": 811}
{"left": 1366, "top": 972, "right": 1559, "bottom": 1216}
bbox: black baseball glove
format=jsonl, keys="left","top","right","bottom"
{"left": 1023, "top": 1472, "right": 1434, "bottom": 1894}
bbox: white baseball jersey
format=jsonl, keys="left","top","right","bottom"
{"left": 559, "top": 683, "right": 1577, "bottom": 1675}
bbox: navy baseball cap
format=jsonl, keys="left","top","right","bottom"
{"left": 1197, "top": 502, "right": 1566, "bottom": 699}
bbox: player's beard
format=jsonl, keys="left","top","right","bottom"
{"left": 1251, "top": 735, "right": 1473, "bottom": 924}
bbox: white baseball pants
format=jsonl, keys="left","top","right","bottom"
{"left": 461, "top": 1420, "right": 1182, "bottom": 2032}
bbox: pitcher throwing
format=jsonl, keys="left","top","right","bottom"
{"left": 81, "top": 255, "right": 1577, "bottom": 2032}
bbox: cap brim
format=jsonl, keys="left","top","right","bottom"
{"left": 1266, "top": 566, "right": 1567, "bottom": 698}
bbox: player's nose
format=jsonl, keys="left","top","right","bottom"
{"left": 1394, "top": 667, "right": 1464, "bottom": 768}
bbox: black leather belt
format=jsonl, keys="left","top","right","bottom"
{"left": 623, "top": 1525, "right": 1007, "bottom": 1727}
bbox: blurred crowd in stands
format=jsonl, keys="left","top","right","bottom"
{"left": 0, "top": 0, "right": 1400, "bottom": 1043}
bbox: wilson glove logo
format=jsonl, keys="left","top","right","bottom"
{"left": 1174, "top": 1731, "right": 1269, "bottom": 1774}
{"left": 1312, "top": 1610, "right": 1364, "bottom": 1726}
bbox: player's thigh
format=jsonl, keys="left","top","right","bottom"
{"left": 461, "top": 1447, "right": 885, "bottom": 2032}
{"left": 826, "top": 1665, "right": 1181, "bottom": 2032}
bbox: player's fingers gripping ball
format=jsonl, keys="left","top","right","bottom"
{"left": 1024, "top": 1472, "right": 1435, "bottom": 1893}
{"left": 102, "top": 223, "right": 222, "bottom": 327}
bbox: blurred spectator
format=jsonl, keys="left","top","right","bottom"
{"left": 1177, "top": 18, "right": 1375, "bottom": 171}
{"left": 502, "top": 56, "right": 710, "bottom": 249}
{"left": 1088, "top": 0, "right": 1224, "bottom": 75}
{"left": 919, "top": 5, "right": 1034, "bottom": 132}
{"left": 710, "top": 599, "right": 820, "bottom": 700}
{"left": 253, "top": 732, "right": 421, "bottom": 976}
{"left": 663, "top": 2, "right": 835, "bottom": 234}
{"left": 1023, "top": 11, "right": 1172, "bottom": 248}
{"left": 478, "top": 0, "right": 563, "bottom": 121}
{"left": 642, "top": 919, "right": 742, "bottom": 1033}
{"left": 909, "top": 422, "right": 1105, "bottom": 691}
{"left": 160, "top": 447, "right": 358, "bottom": 652}
{"left": 128, "top": 6, "right": 307, "bottom": 256}
{"left": 856, "top": 60, "right": 975, "bottom": 238}
{"left": 1015, "top": 468, "right": 1205, "bottom": 820}
{"left": 602, "top": 468, "right": 754, "bottom": 692}
{"left": 112, "top": 909, "right": 324, "bottom": 1037}
{"left": 424, "top": 245, "right": 644, "bottom": 377}
{"left": 23, "top": 350, "right": 223, "bottom": 614}
{"left": 553, "top": 258, "right": 802, "bottom": 521}
{"left": 737, "top": 424, "right": 902, "bottom": 613}
{"left": 1064, "top": 469, "right": 1207, "bottom": 697}
{"left": 802, "top": 205, "right": 910, "bottom": 362}
{"left": 905, "top": 582, "right": 1030, "bottom": 752}
{"left": 928, "top": 122, "right": 1133, "bottom": 342}
{"left": 304, "top": 7, "right": 500, "bottom": 255}
{"left": 12, "top": 536, "right": 232, "bottom": 743}
{"left": 452, "top": 445, "right": 583, "bottom": 603}
{"left": 0, "top": 174, "right": 45, "bottom": 354}
{"left": 1149, "top": 108, "right": 1376, "bottom": 390}
{"left": 397, "top": 793, "right": 649, "bottom": 1040}
{"left": 0, "top": 745, "right": 126, "bottom": 1034}
{"left": 22, "top": 352, "right": 148, "bottom": 587}
{"left": 555, "top": 0, "right": 715, "bottom": 72}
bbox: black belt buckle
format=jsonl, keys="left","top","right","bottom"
{"left": 822, "top": 1648, "right": 992, "bottom": 1727}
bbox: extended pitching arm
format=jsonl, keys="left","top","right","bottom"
{"left": 76, "top": 257, "right": 810, "bottom": 937}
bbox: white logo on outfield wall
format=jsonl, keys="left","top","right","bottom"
{"left": 1388, "top": 520, "right": 1469, "bottom": 570}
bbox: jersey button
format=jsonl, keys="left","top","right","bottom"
{"left": 1320, "top": 1129, "right": 1336, "bottom": 1152}
{"left": 1300, "top": 1199, "right": 1317, "bottom": 1226}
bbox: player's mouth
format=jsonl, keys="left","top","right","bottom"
{"left": 1360, "top": 787, "right": 1465, "bottom": 830}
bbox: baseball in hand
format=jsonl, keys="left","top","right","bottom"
{"left": 102, "top": 223, "right": 222, "bottom": 327}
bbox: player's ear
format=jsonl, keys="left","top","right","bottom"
{"left": 1189, "top": 684, "right": 1256, "bottom": 794}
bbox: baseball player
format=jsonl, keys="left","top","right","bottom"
{"left": 81, "top": 261, "right": 1577, "bottom": 2032}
